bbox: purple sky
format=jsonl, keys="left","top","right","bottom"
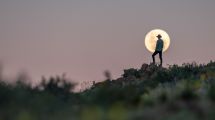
{"left": 0, "top": 0, "right": 215, "bottom": 83}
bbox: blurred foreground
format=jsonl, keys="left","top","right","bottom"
{"left": 0, "top": 62, "right": 215, "bottom": 120}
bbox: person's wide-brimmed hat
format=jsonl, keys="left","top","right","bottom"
{"left": 156, "top": 34, "right": 162, "bottom": 38}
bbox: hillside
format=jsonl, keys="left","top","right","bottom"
{"left": 0, "top": 61, "right": 215, "bottom": 120}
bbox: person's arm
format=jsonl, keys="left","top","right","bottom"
{"left": 160, "top": 40, "right": 164, "bottom": 50}
{"left": 155, "top": 40, "right": 159, "bottom": 50}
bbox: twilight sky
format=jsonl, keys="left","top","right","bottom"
{"left": 0, "top": 0, "right": 215, "bottom": 83}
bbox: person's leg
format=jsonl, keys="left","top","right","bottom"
{"left": 152, "top": 51, "right": 158, "bottom": 64}
{"left": 159, "top": 51, "right": 163, "bottom": 66}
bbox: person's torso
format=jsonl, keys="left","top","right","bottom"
{"left": 155, "top": 39, "right": 164, "bottom": 51}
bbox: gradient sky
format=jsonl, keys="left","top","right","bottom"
{"left": 0, "top": 0, "right": 215, "bottom": 83}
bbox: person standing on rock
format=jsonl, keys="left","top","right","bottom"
{"left": 152, "top": 34, "right": 164, "bottom": 66}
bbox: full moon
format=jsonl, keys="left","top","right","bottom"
{"left": 145, "top": 29, "right": 170, "bottom": 53}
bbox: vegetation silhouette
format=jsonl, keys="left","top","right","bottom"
{"left": 0, "top": 61, "right": 215, "bottom": 120}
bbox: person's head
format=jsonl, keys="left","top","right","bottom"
{"left": 156, "top": 34, "right": 162, "bottom": 39}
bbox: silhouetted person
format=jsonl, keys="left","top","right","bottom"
{"left": 152, "top": 34, "right": 164, "bottom": 66}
